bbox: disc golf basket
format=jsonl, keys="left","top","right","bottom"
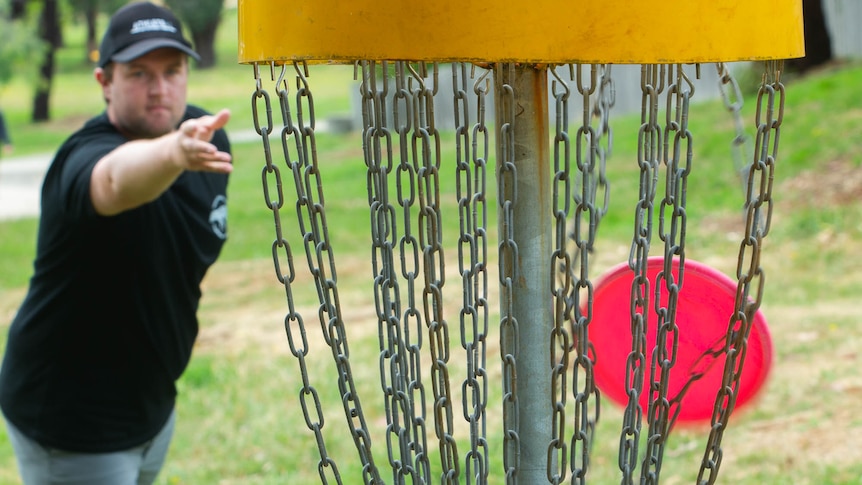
{"left": 238, "top": 1, "right": 804, "bottom": 483}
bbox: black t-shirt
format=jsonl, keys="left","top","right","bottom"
{"left": 0, "top": 106, "right": 230, "bottom": 452}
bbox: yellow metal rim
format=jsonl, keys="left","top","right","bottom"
{"left": 238, "top": 0, "right": 805, "bottom": 65}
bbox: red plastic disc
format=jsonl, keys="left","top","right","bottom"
{"left": 587, "top": 257, "right": 772, "bottom": 424}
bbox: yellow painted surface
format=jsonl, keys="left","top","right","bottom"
{"left": 238, "top": 0, "right": 804, "bottom": 64}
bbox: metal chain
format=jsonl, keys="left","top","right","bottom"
{"left": 552, "top": 64, "right": 615, "bottom": 485}
{"left": 658, "top": 64, "right": 769, "bottom": 431}
{"left": 453, "top": 62, "right": 491, "bottom": 485}
{"left": 405, "top": 62, "right": 453, "bottom": 485}
{"left": 496, "top": 63, "right": 520, "bottom": 485}
{"left": 556, "top": 63, "right": 605, "bottom": 485}
{"left": 697, "top": 60, "right": 784, "bottom": 485}
{"left": 253, "top": 57, "right": 779, "bottom": 485}
{"left": 593, "top": 64, "right": 614, "bottom": 224}
{"left": 547, "top": 66, "right": 572, "bottom": 485}
{"left": 254, "top": 62, "right": 382, "bottom": 485}
{"left": 360, "top": 60, "right": 407, "bottom": 484}
{"left": 652, "top": 62, "right": 759, "bottom": 434}
{"left": 619, "top": 64, "right": 664, "bottom": 485}
{"left": 361, "top": 60, "right": 443, "bottom": 485}
{"left": 715, "top": 63, "right": 752, "bottom": 196}
{"left": 572, "top": 65, "right": 603, "bottom": 485}
{"left": 659, "top": 62, "right": 756, "bottom": 430}
{"left": 641, "top": 64, "right": 694, "bottom": 485}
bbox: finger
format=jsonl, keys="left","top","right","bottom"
{"left": 180, "top": 120, "right": 197, "bottom": 137}
{"left": 197, "top": 146, "right": 231, "bottom": 162}
{"left": 200, "top": 109, "right": 231, "bottom": 133}
{"left": 180, "top": 121, "right": 211, "bottom": 145}
{"left": 179, "top": 110, "right": 229, "bottom": 141}
{"left": 179, "top": 134, "right": 210, "bottom": 155}
{"left": 197, "top": 159, "right": 233, "bottom": 174}
{"left": 188, "top": 137, "right": 230, "bottom": 160}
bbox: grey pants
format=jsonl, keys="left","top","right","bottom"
{"left": 4, "top": 410, "right": 176, "bottom": 485}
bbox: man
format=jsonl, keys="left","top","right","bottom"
{"left": 0, "top": 2, "right": 232, "bottom": 483}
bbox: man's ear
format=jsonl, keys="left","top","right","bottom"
{"left": 94, "top": 67, "right": 111, "bottom": 102}
{"left": 94, "top": 67, "right": 108, "bottom": 86}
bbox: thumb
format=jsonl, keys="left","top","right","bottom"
{"left": 204, "top": 109, "right": 231, "bottom": 132}
{"left": 180, "top": 109, "right": 231, "bottom": 141}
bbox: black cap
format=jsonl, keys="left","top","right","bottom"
{"left": 98, "top": 2, "right": 200, "bottom": 68}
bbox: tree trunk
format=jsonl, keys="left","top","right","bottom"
{"left": 10, "top": 0, "right": 26, "bottom": 19}
{"left": 33, "top": 0, "right": 61, "bottom": 122}
{"left": 191, "top": 18, "right": 219, "bottom": 70}
{"left": 786, "top": 0, "right": 833, "bottom": 73}
{"left": 33, "top": 49, "right": 55, "bottom": 121}
{"left": 86, "top": 5, "right": 98, "bottom": 64}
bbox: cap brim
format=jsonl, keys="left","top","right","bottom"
{"left": 109, "top": 38, "right": 201, "bottom": 65}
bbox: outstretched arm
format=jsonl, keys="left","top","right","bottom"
{"left": 90, "top": 109, "right": 232, "bottom": 216}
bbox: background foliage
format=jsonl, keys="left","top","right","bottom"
{"left": 0, "top": 2, "right": 44, "bottom": 89}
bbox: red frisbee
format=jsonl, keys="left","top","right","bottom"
{"left": 587, "top": 257, "right": 772, "bottom": 424}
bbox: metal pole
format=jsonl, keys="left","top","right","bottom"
{"left": 495, "top": 63, "right": 553, "bottom": 484}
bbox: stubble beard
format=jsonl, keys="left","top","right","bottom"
{"left": 118, "top": 108, "right": 182, "bottom": 140}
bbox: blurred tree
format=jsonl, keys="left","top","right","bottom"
{"left": 4, "top": 0, "right": 53, "bottom": 122}
{"left": 0, "top": 2, "right": 45, "bottom": 89}
{"left": 786, "top": 0, "right": 833, "bottom": 73}
{"left": 31, "top": 0, "right": 61, "bottom": 121}
{"left": 164, "top": 0, "right": 226, "bottom": 69}
{"left": 67, "top": 0, "right": 127, "bottom": 64}
{"left": 10, "top": 0, "right": 25, "bottom": 19}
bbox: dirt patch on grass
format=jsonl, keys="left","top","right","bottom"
{"left": 781, "top": 158, "right": 862, "bottom": 208}
{"left": 0, "top": 288, "right": 26, "bottom": 327}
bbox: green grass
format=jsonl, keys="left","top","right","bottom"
{"left": 0, "top": 219, "right": 37, "bottom": 291}
{"left": 3, "top": 6, "right": 862, "bottom": 485}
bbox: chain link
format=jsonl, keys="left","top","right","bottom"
{"left": 619, "top": 64, "right": 664, "bottom": 485}
{"left": 649, "top": 62, "right": 761, "bottom": 434}
{"left": 548, "top": 66, "right": 572, "bottom": 485}
{"left": 715, "top": 63, "right": 752, "bottom": 196}
{"left": 572, "top": 66, "right": 603, "bottom": 485}
{"left": 254, "top": 62, "right": 383, "bottom": 485}
{"left": 594, "top": 64, "right": 614, "bottom": 224}
{"left": 361, "top": 60, "right": 453, "bottom": 485}
{"left": 660, "top": 62, "right": 759, "bottom": 430}
{"left": 641, "top": 64, "right": 694, "bottom": 485}
{"left": 549, "top": 63, "right": 606, "bottom": 485}
{"left": 697, "top": 61, "right": 784, "bottom": 485}
{"left": 495, "top": 63, "right": 520, "bottom": 485}
{"left": 453, "top": 62, "right": 491, "bottom": 485}
{"left": 406, "top": 62, "right": 452, "bottom": 484}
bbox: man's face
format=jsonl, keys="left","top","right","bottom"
{"left": 99, "top": 48, "right": 189, "bottom": 139}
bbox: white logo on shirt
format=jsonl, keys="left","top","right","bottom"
{"left": 209, "top": 195, "right": 228, "bottom": 240}
{"left": 130, "top": 19, "right": 177, "bottom": 35}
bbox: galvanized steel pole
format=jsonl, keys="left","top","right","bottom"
{"left": 495, "top": 63, "right": 553, "bottom": 484}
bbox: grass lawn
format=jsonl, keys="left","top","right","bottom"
{"left": 2, "top": 6, "right": 862, "bottom": 485}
